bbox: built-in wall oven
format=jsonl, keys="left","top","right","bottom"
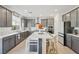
{"left": 29, "top": 38, "right": 42, "bottom": 54}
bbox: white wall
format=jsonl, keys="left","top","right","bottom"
{"left": 54, "top": 13, "right": 64, "bottom": 34}
{"left": 54, "top": 14, "right": 59, "bottom": 34}
{"left": 58, "top": 14, "right": 64, "bottom": 34}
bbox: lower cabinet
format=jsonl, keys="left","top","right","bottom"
{"left": 66, "top": 34, "right": 79, "bottom": 53}
{"left": 3, "top": 37, "right": 10, "bottom": 54}
{"left": 16, "top": 34, "right": 21, "bottom": 45}
{"left": 9, "top": 35, "right": 16, "bottom": 49}
{"left": 20, "top": 31, "right": 32, "bottom": 41}
{"left": 66, "top": 34, "right": 72, "bottom": 48}
{"left": 2, "top": 31, "right": 32, "bottom": 54}
{"left": 3, "top": 35, "right": 16, "bottom": 54}
{"left": 20, "top": 32, "right": 25, "bottom": 41}
{"left": 72, "top": 36, "right": 79, "bottom": 53}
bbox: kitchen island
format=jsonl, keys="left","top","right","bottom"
{"left": 25, "top": 31, "right": 56, "bottom": 54}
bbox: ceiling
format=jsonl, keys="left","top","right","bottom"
{"left": 4, "top": 5, "right": 79, "bottom": 17}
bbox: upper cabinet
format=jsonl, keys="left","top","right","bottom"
{"left": 7, "top": 10, "right": 12, "bottom": 27}
{"left": 62, "top": 7, "right": 79, "bottom": 27}
{"left": 31, "top": 19, "right": 35, "bottom": 27}
{"left": 48, "top": 18, "right": 54, "bottom": 26}
{"left": 0, "top": 6, "right": 12, "bottom": 27}
{"left": 41, "top": 19, "right": 48, "bottom": 27}
{"left": 24, "top": 19, "right": 27, "bottom": 27}
{"left": 66, "top": 13, "right": 71, "bottom": 21}
{"left": 26, "top": 19, "right": 35, "bottom": 27}
{"left": 62, "top": 13, "right": 70, "bottom": 22}
{"left": 77, "top": 8, "right": 79, "bottom": 27}
{"left": 0, "top": 6, "right": 7, "bottom": 27}
{"left": 71, "top": 9, "right": 77, "bottom": 27}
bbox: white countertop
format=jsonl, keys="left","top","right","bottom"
{"left": 67, "top": 33, "right": 79, "bottom": 37}
{"left": 0, "top": 29, "right": 29, "bottom": 39}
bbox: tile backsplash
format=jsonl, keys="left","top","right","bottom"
{"left": 0, "top": 27, "right": 12, "bottom": 35}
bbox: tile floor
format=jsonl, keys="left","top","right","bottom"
{"left": 7, "top": 38, "right": 76, "bottom": 54}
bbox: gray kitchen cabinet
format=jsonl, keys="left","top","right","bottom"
{"left": 48, "top": 18, "right": 54, "bottom": 26}
{"left": 24, "top": 19, "right": 27, "bottom": 27}
{"left": 3, "top": 35, "right": 16, "bottom": 54}
{"left": 41, "top": 19, "right": 48, "bottom": 27}
{"left": 0, "top": 6, "right": 7, "bottom": 27}
{"left": 77, "top": 8, "right": 79, "bottom": 27}
{"left": 27, "top": 31, "right": 32, "bottom": 37}
{"left": 30, "top": 19, "right": 35, "bottom": 27}
{"left": 66, "top": 34, "right": 72, "bottom": 48}
{"left": 58, "top": 33, "right": 64, "bottom": 45}
{"left": 7, "top": 10, "right": 12, "bottom": 27}
{"left": 72, "top": 36, "right": 79, "bottom": 53}
{"left": 65, "top": 13, "right": 71, "bottom": 21}
{"left": 63, "top": 13, "right": 71, "bottom": 22}
{"left": 20, "top": 32, "right": 24, "bottom": 41}
{"left": 27, "top": 19, "right": 35, "bottom": 27}
{"left": 71, "top": 9, "right": 77, "bottom": 27}
{"left": 0, "top": 6, "right": 12, "bottom": 27}
{"left": 0, "top": 6, "right": 2, "bottom": 27}
{"left": 9, "top": 35, "right": 16, "bottom": 49}
{"left": 3, "top": 37, "right": 10, "bottom": 54}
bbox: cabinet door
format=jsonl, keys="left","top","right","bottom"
{"left": 3, "top": 37, "right": 10, "bottom": 54}
{"left": 7, "top": 10, "right": 12, "bottom": 27}
{"left": 31, "top": 19, "right": 35, "bottom": 27}
{"left": 3, "top": 35, "right": 16, "bottom": 54}
{"left": 20, "top": 33, "right": 24, "bottom": 41}
{"left": 24, "top": 19, "right": 27, "bottom": 27}
{"left": 0, "top": 6, "right": 2, "bottom": 27}
{"left": 72, "top": 36, "right": 79, "bottom": 53}
{"left": 9, "top": 35, "right": 16, "bottom": 49}
{"left": 71, "top": 10, "right": 77, "bottom": 27}
{"left": 41, "top": 19, "right": 48, "bottom": 27}
{"left": 77, "top": 8, "right": 79, "bottom": 27}
{"left": 25, "top": 31, "right": 28, "bottom": 38}
{"left": 48, "top": 18, "right": 54, "bottom": 26}
{"left": 66, "top": 34, "right": 72, "bottom": 48}
{"left": 1, "top": 7, "right": 7, "bottom": 27}
{"left": 65, "top": 13, "right": 71, "bottom": 21}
